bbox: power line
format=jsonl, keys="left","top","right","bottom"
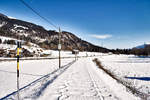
{"left": 19, "top": 0, "right": 59, "bottom": 30}
{"left": 19, "top": 0, "right": 62, "bottom": 69}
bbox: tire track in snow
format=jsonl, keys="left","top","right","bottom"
{"left": 84, "top": 59, "right": 120, "bottom": 100}
{"left": 85, "top": 62, "right": 104, "bottom": 100}
{"left": 38, "top": 58, "right": 120, "bottom": 100}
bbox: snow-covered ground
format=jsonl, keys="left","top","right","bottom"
{"left": 0, "top": 53, "right": 141, "bottom": 100}
{"left": 36, "top": 58, "right": 139, "bottom": 100}
{"left": 0, "top": 58, "right": 74, "bottom": 99}
{"left": 98, "top": 54, "right": 150, "bottom": 99}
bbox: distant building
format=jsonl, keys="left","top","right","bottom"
{"left": 72, "top": 50, "right": 79, "bottom": 54}
{"left": 0, "top": 49, "right": 7, "bottom": 57}
{"left": 7, "top": 50, "right": 16, "bottom": 58}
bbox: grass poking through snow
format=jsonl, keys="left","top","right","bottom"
{"left": 93, "top": 58, "right": 148, "bottom": 100}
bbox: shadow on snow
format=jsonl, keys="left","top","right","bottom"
{"left": 125, "top": 76, "right": 150, "bottom": 81}
{"left": 0, "top": 70, "right": 44, "bottom": 77}
{"left": 0, "top": 60, "right": 76, "bottom": 100}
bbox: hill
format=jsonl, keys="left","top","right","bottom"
{"left": 0, "top": 13, "right": 109, "bottom": 52}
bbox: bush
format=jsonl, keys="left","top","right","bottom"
{"left": 3, "top": 40, "right": 16, "bottom": 45}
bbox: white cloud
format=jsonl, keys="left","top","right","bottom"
{"left": 90, "top": 34, "right": 112, "bottom": 39}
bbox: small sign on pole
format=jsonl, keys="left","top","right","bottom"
{"left": 72, "top": 50, "right": 79, "bottom": 61}
{"left": 58, "top": 44, "right": 61, "bottom": 50}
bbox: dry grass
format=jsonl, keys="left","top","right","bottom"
{"left": 93, "top": 58, "right": 148, "bottom": 100}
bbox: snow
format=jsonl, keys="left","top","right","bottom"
{"left": 20, "top": 33, "right": 29, "bottom": 37}
{"left": 31, "top": 36, "right": 46, "bottom": 42}
{"left": 8, "top": 16, "right": 16, "bottom": 19}
{"left": 10, "top": 28, "right": 29, "bottom": 37}
{"left": 10, "top": 24, "right": 29, "bottom": 37}
{"left": 0, "top": 36, "right": 18, "bottom": 50}
{"left": 51, "top": 35, "right": 58, "bottom": 39}
{"left": 0, "top": 38, "right": 146, "bottom": 100}
{"left": 98, "top": 54, "right": 150, "bottom": 99}
{"left": 0, "top": 53, "right": 141, "bottom": 100}
{"left": 0, "top": 22, "right": 7, "bottom": 27}
{"left": 0, "top": 36, "right": 45, "bottom": 55}
{"left": 14, "top": 24, "right": 28, "bottom": 30}
{"left": 0, "top": 58, "right": 74, "bottom": 99}
{"left": 38, "top": 58, "right": 118, "bottom": 100}
{"left": 0, "top": 35, "right": 102, "bottom": 57}
{"left": 0, "top": 36, "right": 101, "bottom": 58}
{"left": 0, "top": 36, "right": 17, "bottom": 42}
{"left": 49, "top": 50, "right": 103, "bottom": 58}
{"left": 92, "top": 57, "right": 140, "bottom": 100}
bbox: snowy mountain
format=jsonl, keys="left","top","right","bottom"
{"left": 134, "top": 43, "right": 148, "bottom": 49}
{"left": 0, "top": 13, "right": 8, "bottom": 19}
{"left": 0, "top": 13, "right": 109, "bottom": 52}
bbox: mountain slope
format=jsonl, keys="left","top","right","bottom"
{"left": 134, "top": 44, "right": 148, "bottom": 49}
{"left": 0, "top": 13, "right": 109, "bottom": 52}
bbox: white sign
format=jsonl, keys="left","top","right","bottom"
{"left": 58, "top": 44, "right": 61, "bottom": 50}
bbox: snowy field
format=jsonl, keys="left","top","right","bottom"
{"left": 0, "top": 58, "right": 75, "bottom": 99}
{"left": 0, "top": 51, "right": 102, "bottom": 100}
{"left": 99, "top": 54, "right": 150, "bottom": 99}
{"left": 0, "top": 52, "right": 145, "bottom": 100}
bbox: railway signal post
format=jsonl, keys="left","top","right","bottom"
{"left": 17, "top": 41, "right": 21, "bottom": 100}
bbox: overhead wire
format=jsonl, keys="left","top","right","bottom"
{"left": 19, "top": 0, "right": 59, "bottom": 30}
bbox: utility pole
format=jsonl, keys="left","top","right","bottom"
{"left": 101, "top": 42, "right": 103, "bottom": 48}
{"left": 101, "top": 41, "right": 103, "bottom": 57}
{"left": 58, "top": 27, "right": 61, "bottom": 68}
{"left": 75, "top": 51, "right": 77, "bottom": 61}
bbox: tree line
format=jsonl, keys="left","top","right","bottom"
{"left": 110, "top": 45, "right": 150, "bottom": 56}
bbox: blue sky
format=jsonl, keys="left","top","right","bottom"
{"left": 0, "top": 0, "right": 150, "bottom": 49}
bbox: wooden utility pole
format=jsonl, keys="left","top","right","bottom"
{"left": 58, "top": 27, "right": 61, "bottom": 68}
